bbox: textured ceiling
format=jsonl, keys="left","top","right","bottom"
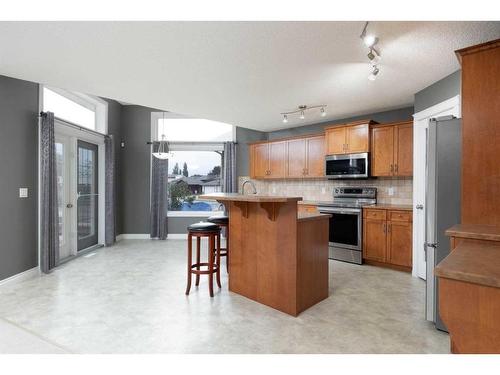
{"left": 0, "top": 21, "right": 498, "bottom": 131}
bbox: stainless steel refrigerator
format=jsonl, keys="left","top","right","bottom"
{"left": 425, "top": 115, "right": 462, "bottom": 332}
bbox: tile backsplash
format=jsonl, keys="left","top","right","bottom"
{"left": 238, "top": 176, "right": 413, "bottom": 205}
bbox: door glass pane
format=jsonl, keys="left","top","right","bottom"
{"left": 55, "top": 142, "right": 65, "bottom": 246}
{"left": 77, "top": 141, "right": 98, "bottom": 250}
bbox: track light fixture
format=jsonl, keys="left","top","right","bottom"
{"left": 360, "top": 22, "right": 381, "bottom": 81}
{"left": 281, "top": 104, "right": 327, "bottom": 123}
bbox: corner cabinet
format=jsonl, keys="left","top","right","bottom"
{"left": 249, "top": 135, "right": 325, "bottom": 179}
{"left": 371, "top": 121, "right": 413, "bottom": 177}
{"left": 324, "top": 120, "right": 376, "bottom": 155}
{"left": 363, "top": 208, "right": 413, "bottom": 271}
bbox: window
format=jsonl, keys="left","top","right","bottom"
{"left": 42, "top": 87, "right": 108, "bottom": 133}
{"left": 168, "top": 150, "right": 222, "bottom": 212}
{"left": 151, "top": 113, "right": 234, "bottom": 216}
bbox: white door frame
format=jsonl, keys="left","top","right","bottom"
{"left": 412, "top": 95, "right": 461, "bottom": 279}
{"left": 38, "top": 120, "right": 106, "bottom": 267}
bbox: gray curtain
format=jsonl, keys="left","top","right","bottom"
{"left": 150, "top": 142, "right": 169, "bottom": 240}
{"left": 104, "top": 135, "right": 116, "bottom": 246}
{"left": 40, "top": 112, "right": 59, "bottom": 273}
{"left": 222, "top": 142, "right": 237, "bottom": 193}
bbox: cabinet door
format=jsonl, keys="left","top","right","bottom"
{"left": 394, "top": 123, "right": 413, "bottom": 176}
{"left": 252, "top": 143, "right": 269, "bottom": 179}
{"left": 325, "top": 127, "right": 346, "bottom": 155}
{"left": 363, "top": 219, "right": 387, "bottom": 262}
{"left": 305, "top": 135, "right": 325, "bottom": 177}
{"left": 268, "top": 141, "right": 286, "bottom": 178}
{"left": 286, "top": 138, "right": 307, "bottom": 178}
{"left": 346, "top": 124, "right": 369, "bottom": 153}
{"left": 371, "top": 126, "right": 394, "bottom": 177}
{"left": 387, "top": 220, "right": 412, "bottom": 267}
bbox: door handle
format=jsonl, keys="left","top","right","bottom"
{"left": 416, "top": 204, "right": 424, "bottom": 210}
{"left": 66, "top": 203, "right": 73, "bottom": 208}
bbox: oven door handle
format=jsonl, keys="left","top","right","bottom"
{"left": 318, "top": 207, "right": 362, "bottom": 214}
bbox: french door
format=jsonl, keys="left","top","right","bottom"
{"left": 54, "top": 122, "right": 102, "bottom": 260}
{"left": 77, "top": 141, "right": 99, "bottom": 251}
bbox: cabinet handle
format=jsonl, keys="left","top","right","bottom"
{"left": 383, "top": 223, "right": 386, "bottom": 234}
{"left": 390, "top": 164, "right": 394, "bottom": 173}
{"left": 395, "top": 164, "right": 398, "bottom": 173}
{"left": 388, "top": 224, "right": 391, "bottom": 233}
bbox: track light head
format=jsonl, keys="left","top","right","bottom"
{"left": 282, "top": 114, "right": 288, "bottom": 123}
{"left": 363, "top": 35, "right": 378, "bottom": 48}
{"left": 368, "top": 66, "right": 380, "bottom": 81}
{"left": 299, "top": 110, "right": 305, "bottom": 120}
{"left": 367, "top": 48, "right": 381, "bottom": 63}
{"left": 320, "top": 107, "right": 326, "bottom": 117}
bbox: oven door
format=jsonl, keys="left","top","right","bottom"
{"left": 325, "top": 153, "right": 368, "bottom": 179}
{"left": 319, "top": 207, "right": 362, "bottom": 250}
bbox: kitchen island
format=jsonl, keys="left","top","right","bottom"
{"left": 200, "top": 193, "right": 330, "bottom": 316}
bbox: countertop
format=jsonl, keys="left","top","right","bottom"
{"left": 363, "top": 204, "right": 413, "bottom": 211}
{"left": 297, "top": 212, "right": 331, "bottom": 222}
{"left": 435, "top": 241, "right": 500, "bottom": 288}
{"left": 445, "top": 224, "right": 500, "bottom": 242}
{"left": 199, "top": 193, "right": 302, "bottom": 203}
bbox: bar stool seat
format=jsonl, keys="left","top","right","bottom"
{"left": 207, "top": 215, "right": 230, "bottom": 273}
{"left": 185, "top": 222, "right": 221, "bottom": 297}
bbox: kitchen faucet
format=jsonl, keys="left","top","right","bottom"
{"left": 241, "top": 180, "right": 257, "bottom": 195}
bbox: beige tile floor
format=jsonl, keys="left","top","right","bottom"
{"left": 0, "top": 239, "right": 449, "bottom": 354}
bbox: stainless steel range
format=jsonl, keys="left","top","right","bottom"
{"left": 318, "top": 187, "right": 377, "bottom": 265}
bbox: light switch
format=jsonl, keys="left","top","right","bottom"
{"left": 19, "top": 188, "right": 28, "bottom": 198}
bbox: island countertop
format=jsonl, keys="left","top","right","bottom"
{"left": 445, "top": 224, "right": 500, "bottom": 242}
{"left": 200, "top": 193, "right": 302, "bottom": 203}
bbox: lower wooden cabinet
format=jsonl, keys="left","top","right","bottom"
{"left": 298, "top": 204, "right": 318, "bottom": 214}
{"left": 363, "top": 208, "right": 412, "bottom": 271}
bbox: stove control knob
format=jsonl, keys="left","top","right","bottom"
{"left": 335, "top": 188, "right": 340, "bottom": 193}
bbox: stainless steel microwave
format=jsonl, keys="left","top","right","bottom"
{"left": 325, "top": 152, "right": 369, "bottom": 179}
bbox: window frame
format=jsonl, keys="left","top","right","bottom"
{"left": 40, "top": 85, "right": 109, "bottom": 134}
{"left": 150, "top": 112, "right": 229, "bottom": 217}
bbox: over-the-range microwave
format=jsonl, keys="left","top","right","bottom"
{"left": 325, "top": 152, "right": 369, "bottom": 179}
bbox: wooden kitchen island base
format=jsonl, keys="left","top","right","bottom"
{"left": 200, "top": 193, "right": 330, "bottom": 316}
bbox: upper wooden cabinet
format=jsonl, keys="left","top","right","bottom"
{"left": 324, "top": 120, "right": 375, "bottom": 155}
{"left": 371, "top": 120, "right": 413, "bottom": 177}
{"left": 250, "top": 134, "right": 325, "bottom": 179}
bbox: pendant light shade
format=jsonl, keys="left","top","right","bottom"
{"left": 152, "top": 134, "right": 171, "bottom": 159}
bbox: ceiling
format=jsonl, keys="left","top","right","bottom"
{"left": 0, "top": 21, "right": 498, "bottom": 131}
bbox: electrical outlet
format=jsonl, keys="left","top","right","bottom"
{"left": 388, "top": 187, "right": 395, "bottom": 196}
{"left": 19, "top": 188, "right": 28, "bottom": 198}
{"left": 321, "top": 187, "right": 326, "bottom": 194}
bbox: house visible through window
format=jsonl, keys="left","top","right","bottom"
{"left": 152, "top": 114, "right": 234, "bottom": 215}
{"left": 168, "top": 150, "right": 222, "bottom": 212}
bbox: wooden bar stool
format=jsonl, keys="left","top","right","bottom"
{"left": 207, "top": 215, "right": 229, "bottom": 273}
{"left": 185, "top": 222, "right": 221, "bottom": 297}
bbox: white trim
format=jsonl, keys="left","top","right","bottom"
{"left": 168, "top": 211, "right": 223, "bottom": 218}
{"left": 116, "top": 234, "right": 150, "bottom": 240}
{"left": 413, "top": 95, "right": 461, "bottom": 121}
{"left": 167, "top": 234, "right": 188, "bottom": 239}
{"left": 412, "top": 94, "right": 461, "bottom": 279}
{"left": 0, "top": 267, "right": 40, "bottom": 288}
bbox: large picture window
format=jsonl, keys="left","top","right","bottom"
{"left": 151, "top": 113, "right": 234, "bottom": 216}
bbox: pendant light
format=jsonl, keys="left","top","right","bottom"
{"left": 152, "top": 112, "right": 172, "bottom": 159}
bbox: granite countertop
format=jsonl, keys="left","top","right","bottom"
{"left": 363, "top": 204, "right": 413, "bottom": 211}
{"left": 435, "top": 241, "right": 500, "bottom": 288}
{"left": 445, "top": 224, "right": 500, "bottom": 242}
{"left": 298, "top": 200, "right": 333, "bottom": 206}
{"left": 297, "top": 212, "right": 331, "bottom": 222}
{"left": 199, "top": 193, "right": 302, "bottom": 203}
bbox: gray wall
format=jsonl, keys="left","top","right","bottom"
{"left": 0, "top": 75, "right": 39, "bottom": 280}
{"left": 236, "top": 126, "right": 266, "bottom": 177}
{"left": 414, "top": 70, "right": 461, "bottom": 113}
{"left": 267, "top": 106, "right": 415, "bottom": 140}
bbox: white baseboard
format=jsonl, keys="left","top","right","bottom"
{"left": 0, "top": 267, "right": 40, "bottom": 288}
{"left": 116, "top": 234, "right": 150, "bottom": 241}
{"left": 116, "top": 233, "right": 189, "bottom": 241}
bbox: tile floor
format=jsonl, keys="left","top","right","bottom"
{"left": 0, "top": 239, "right": 449, "bottom": 354}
